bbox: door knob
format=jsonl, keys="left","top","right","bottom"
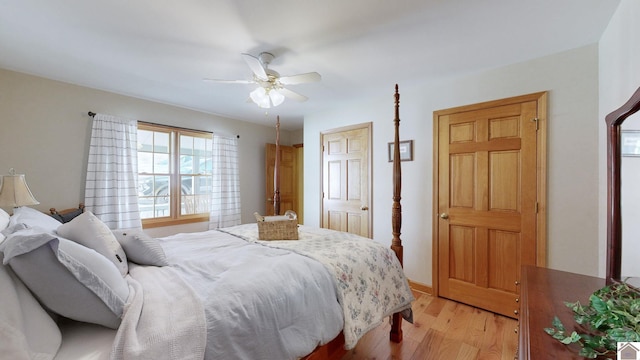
{"left": 267, "top": 198, "right": 273, "bottom": 201}
{"left": 440, "top": 213, "right": 449, "bottom": 219}
{"left": 361, "top": 206, "right": 369, "bottom": 211}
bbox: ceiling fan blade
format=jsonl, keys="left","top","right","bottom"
{"left": 276, "top": 87, "right": 308, "bottom": 102}
{"left": 203, "top": 78, "right": 254, "bottom": 84}
{"left": 279, "top": 72, "right": 321, "bottom": 85}
{"left": 241, "top": 53, "right": 268, "bottom": 81}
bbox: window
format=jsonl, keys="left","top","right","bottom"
{"left": 137, "top": 123, "right": 213, "bottom": 227}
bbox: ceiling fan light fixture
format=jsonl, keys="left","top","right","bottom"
{"left": 209, "top": 52, "right": 320, "bottom": 108}
{"left": 250, "top": 86, "right": 285, "bottom": 109}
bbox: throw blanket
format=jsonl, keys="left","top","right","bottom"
{"left": 111, "top": 264, "right": 206, "bottom": 360}
{"left": 219, "top": 224, "right": 414, "bottom": 349}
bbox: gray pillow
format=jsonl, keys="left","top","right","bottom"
{"left": 1, "top": 230, "right": 129, "bottom": 329}
{"left": 112, "top": 228, "right": 169, "bottom": 266}
{"left": 57, "top": 211, "right": 128, "bottom": 276}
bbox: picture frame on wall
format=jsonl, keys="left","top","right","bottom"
{"left": 622, "top": 130, "right": 640, "bottom": 156}
{"left": 388, "top": 140, "right": 414, "bottom": 162}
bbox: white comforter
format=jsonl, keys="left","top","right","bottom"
{"left": 113, "top": 226, "right": 414, "bottom": 360}
{"left": 155, "top": 230, "right": 343, "bottom": 360}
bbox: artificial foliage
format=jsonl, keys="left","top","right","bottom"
{"left": 544, "top": 282, "right": 640, "bottom": 359}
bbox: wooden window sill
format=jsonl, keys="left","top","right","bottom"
{"left": 142, "top": 215, "right": 209, "bottom": 229}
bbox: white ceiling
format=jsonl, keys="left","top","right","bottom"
{"left": 0, "top": 0, "right": 620, "bottom": 130}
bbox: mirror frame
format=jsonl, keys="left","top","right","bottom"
{"left": 606, "top": 86, "right": 640, "bottom": 285}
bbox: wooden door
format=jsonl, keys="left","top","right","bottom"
{"left": 265, "top": 143, "right": 297, "bottom": 216}
{"left": 433, "top": 93, "right": 547, "bottom": 319}
{"left": 321, "top": 124, "right": 371, "bottom": 237}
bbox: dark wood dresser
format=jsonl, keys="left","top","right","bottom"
{"left": 518, "top": 265, "right": 606, "bottom": 360}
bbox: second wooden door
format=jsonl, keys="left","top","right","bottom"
{"left": 265, "top": 143, "right": 297, "bottom": 216}
{"left": 321, "top": 124, "right": 371, "bottom": 237}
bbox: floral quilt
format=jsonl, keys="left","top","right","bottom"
{"left": 219, "top": 224, "right": 414, "bottom": 349}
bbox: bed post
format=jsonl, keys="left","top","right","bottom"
{"left": 390, "top": 84, "right": 404, "bottom": 343}
{"left": 273, "top": 116, "right": 281, "bottom": 215}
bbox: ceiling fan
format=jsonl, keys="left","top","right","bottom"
{"left": 204, "top": 52, "right": 321, "bottom": 109}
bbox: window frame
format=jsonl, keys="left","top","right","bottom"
{"left": 137, "top": 122, "right": 213, "bottom": 228}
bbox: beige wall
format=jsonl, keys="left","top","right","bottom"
{"left": 0, "top": 69, "right": 292, "bottom": 237}
{"left": 304, "top": 44, "right": 601, "bottom": 285}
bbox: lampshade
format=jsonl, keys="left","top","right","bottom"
{"left": 0, "top": 169, "right": 40, "bottom": 207}
{"left": 269, "top": 90, "right": 285, "bottom": 107}
{"left": 250, "top": 87, "right": 271, "bottom": 108}
{"left": 249, "top": 87, "right": 285, "bottom": 109}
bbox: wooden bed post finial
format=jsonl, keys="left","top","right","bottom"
{"left": 274, "top": 116, "right": 281, "bottom": 216}
{"left": 391, "top": 84, "right": 402, "bottom": 265}
{"left": 390, "top": 84, "right": 404, "bottom": 343}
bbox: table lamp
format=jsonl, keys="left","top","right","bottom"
{"left": 0, "top": 168, "right": 40, "bottom": 208}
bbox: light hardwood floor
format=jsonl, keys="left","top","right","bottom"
{"left": 340, "top": 290, "right": 519, "bottom": 360}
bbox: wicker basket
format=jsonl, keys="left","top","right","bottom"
{"left": 254, "top": 212, "right": 299, "bottom": 240}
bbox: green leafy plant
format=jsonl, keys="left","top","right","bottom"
{"left": 544, "top": 282, "right": 640, "bottom": 359}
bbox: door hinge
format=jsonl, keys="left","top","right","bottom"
{"left": 322, "top": 145, "right": 325, "bottom": 152}
{"left": 531, "top": 118, "right": 539, "bottom": 131}
{"left": 535, "top": 202, "right": 539, "bottom": 213}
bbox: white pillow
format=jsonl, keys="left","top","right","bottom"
{"left": 1, "top": 230, "right": 129, "bottom": 329}
{"left": 9, "top": 206, "right": 61, "bottom": 234}
{"left": 0, "top": 254, "right": 61, "bottom": 360}
{"left": 113, "top": 228, "right": 169, "bottom": 266}
{"left": 0, "top": 208, "right": 10, "bottom": 231}
{"left": 57, "top": 211, "right": 128, "bottom": 276}
{"left": 0, "top": 208, "right": 10, "bottom": 243}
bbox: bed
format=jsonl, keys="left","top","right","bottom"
{"left": 0, "top": 85, "right": 412, "bottom": 360}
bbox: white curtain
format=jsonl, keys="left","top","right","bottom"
{"left": 84, "top": 113, "right": 142, "bottom": 229}
{"left": 209, "top": 135, "right": 241, "bottom": 229}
